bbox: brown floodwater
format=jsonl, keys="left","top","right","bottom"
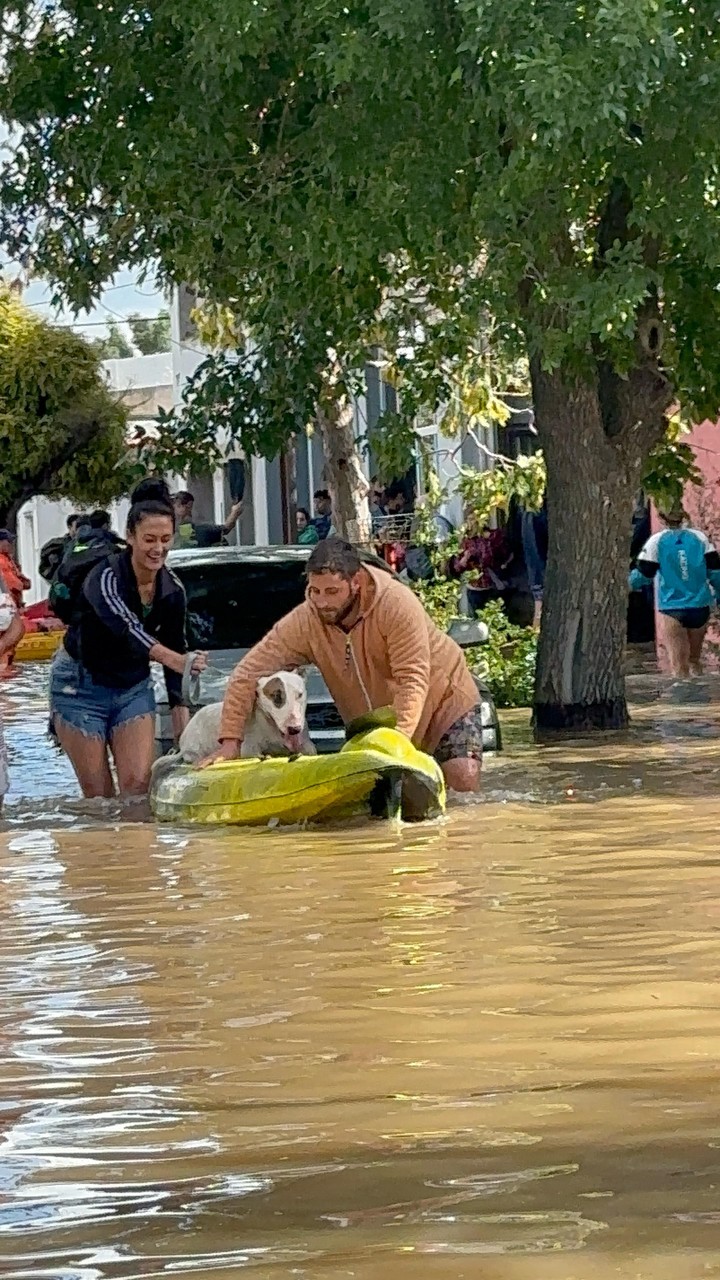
{"left": 2, "top": 664, "right": 720, "bottom": 1278}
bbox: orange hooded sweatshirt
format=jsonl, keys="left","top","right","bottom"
{"left": 220, "top": 564, "right": 479, "bottom": 753}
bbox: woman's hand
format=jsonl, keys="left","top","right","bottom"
{"left": 198, "top": 738, "right": 240, "bottom": 769}
{"left": 190, "top": 651, "right": 208, "bottom": 675}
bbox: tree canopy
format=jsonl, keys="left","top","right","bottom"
{"left": 3, "top": 0, "right": 720, "bottom": 409}
{"left": 98, "top": 311, "right": 171, "bottom": 359}
{"left": 128, "top": 310, "right": 171, "bottom": 356}
{"left": 97, "top": 318, "right": 134, "bottom": 361}
{"left": 0, "top": 287, "right": 132, "bottom": 528}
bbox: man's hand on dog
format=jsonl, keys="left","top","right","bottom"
{"left": 198, "top": 738, "right": 240, "bottom": 769}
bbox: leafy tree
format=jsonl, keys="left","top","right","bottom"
{"left": 0, "top": 287, "right": 132, "bottom": 529}
{"left": 97, "top": 318, "right": 134, "bottom": 360}
{"left": 4, "top": 1, "right": 720, "bottom": 729}
{"left": 128, "top": 310, "right": 171, "bottom": 355}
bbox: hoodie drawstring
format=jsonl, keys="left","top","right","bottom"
{"left": 345, "top": 636, "right": 373, "bottom": 711}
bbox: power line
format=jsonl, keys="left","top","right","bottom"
{"left": 95, "top": 296, "right": 208, "bottom": 358}
{"left": 50, "top": 314, "right": 167, "bottom": 329}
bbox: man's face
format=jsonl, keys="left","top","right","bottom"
{"left": 386, "top": 492, "right": 405, "bottom": 514}
{"left": 307, "top": 571, "right": 361, "bottom": 625}
{"left": 314, "top": 495, "right": 331, "bottom": 517}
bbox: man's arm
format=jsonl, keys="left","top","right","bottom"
{"left": 222, "top": 501, "right": 243, "bottom": 534}
{"left": 378, "top": 587, "right": 432, "bottom": 740}
{"left": 218, "top": 608, "right": 313, "bottom": 749}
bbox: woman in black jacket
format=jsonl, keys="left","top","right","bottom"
{"left": 50, "top": 482, "right": 206, "bottom": 798}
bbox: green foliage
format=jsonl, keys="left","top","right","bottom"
{"left": 366, "top": 410, "right": 424, "bottom": 487}
{"left": 470, "top": 600, "right": 538, "bottom": 710}
{"left": 4, "top": 0, "right": 720, "bottom": 420}
{"left": 641, "top": 420, "right": 703, "bottom": 514}
{"left": 0, "top": 288, "right": 132, "bottom": 522}
{"left": 97, "top": 318, "right": 134, "bottom": 360}
{"left": 456, "top": 453, "right": 546, "bottom": 525}
{"left": 128, "top": 311, "right": 171, "bottom": 356}
{"left": 411, "top": 575, "right": 536, "bottom": 709}
{"left": 411, "top": 572, "right": 465, "bottom": 636}
{"left": 98, "top": 312, "right": 171, "bottom": 359}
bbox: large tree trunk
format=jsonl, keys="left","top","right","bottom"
{"left": 532, "top": 361, "right": 669, "bottom": 737}
{"left": 316, "top": 393, "right": 371, "bottom": 544}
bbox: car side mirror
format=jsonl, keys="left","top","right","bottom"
{"left": 448, "top": 617, "right": 489, "bottom": 647}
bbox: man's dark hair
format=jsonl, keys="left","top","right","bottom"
{"left": 385, "top": 479, "right": 408, "bottom": 501}
{"left": 314, "top": 488, "right": 331, "bottom": 501}
{"left": 67, "top": 512, "right": 83, "bottom": 530}
{"left": 174, "top": 490, "right": 194, "bottom": 506}
{"left": 89, "top": 508, "right": 111, "bottom": 530}
{"left": 306, "top": 537, "right": 361, "bottom": 579}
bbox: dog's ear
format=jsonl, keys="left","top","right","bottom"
{"left": 259, "top": 675, "right": 287, "bottom": 708}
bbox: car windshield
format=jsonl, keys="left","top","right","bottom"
{"left": 174, "top": 559, "right": 307, "bottom": 650}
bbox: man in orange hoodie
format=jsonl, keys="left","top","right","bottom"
{"left": 213, "top": 538, "right": 483, "bottom": 791}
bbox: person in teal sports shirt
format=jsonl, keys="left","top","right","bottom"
{"left": 630, "top": 506, "right": 720, "bottom": 678}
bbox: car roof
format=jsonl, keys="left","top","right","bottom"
{"left": 168, "top": 544, "right": 312, "bottom": 571}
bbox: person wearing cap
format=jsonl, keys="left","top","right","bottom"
{"left": 0, "top": 531, "right": 31, "bottom": 608}
{"left": 630, "top": 505, "right": 720, "bottom": 678}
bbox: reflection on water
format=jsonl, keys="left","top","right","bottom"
{"left": 1, "top": 665, "right": 720, "bottom": 1275}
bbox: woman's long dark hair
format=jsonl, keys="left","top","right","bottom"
{"left": 127, "top": 478, "right": 175, "bottom": 534}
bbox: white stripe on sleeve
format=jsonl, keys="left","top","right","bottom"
{"left": 99, "top": 566, "right": 155, "bottom": 650}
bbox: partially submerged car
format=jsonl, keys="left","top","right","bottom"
{"left": 154, "top": 546, "right": 502, "bottom": 756}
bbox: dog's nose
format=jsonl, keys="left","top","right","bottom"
{"left": 286, "top": 725, "right": 301, "bottom": 736}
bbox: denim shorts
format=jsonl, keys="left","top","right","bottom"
{"left": 49, "top": 648, "right": 156, "bottom": 742}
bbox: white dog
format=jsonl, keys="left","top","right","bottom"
{"left": 151, "top": 670, "right": 315, "bottom": 787}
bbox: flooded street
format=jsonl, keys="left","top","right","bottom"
{"left": 2, "top": 666, "right": 720, "bottom": 1277}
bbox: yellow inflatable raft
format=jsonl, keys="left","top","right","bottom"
{"left": 151, "top": 726, "right": 446, "bottom": 826}
{"left": 15, "top": 630, "right": 65, "bottom": 662}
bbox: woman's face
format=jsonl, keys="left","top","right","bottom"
{"left": 128, "top": 515, "right": 174, "bottom": 574}
{"left": 297, "top": 511, "right": 308, "bottom": 532}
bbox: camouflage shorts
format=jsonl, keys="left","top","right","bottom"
{"left": 434, "top": 705, "right": 484, "bottom": 765}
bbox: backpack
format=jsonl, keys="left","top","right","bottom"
{"left": 39, "top": 535, "right": 68, "bottom": 584}
{"left": 49, "top": 528, "right": 124, "bottom": 625}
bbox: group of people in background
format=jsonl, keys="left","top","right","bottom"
{"left": 296, "top": 490, "right": 334, "bottom": 545}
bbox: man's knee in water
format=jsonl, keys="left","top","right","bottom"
{"left": 442, "top": 756, "right": 481, "bottom": 793}
{"left": 434, "top": 706, "right": 483, "bottom": 793}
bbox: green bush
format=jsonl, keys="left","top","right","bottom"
{"left": 469, "top": 599, "right": 537, "bottom": 709}
{"left": 411, "top": 577, "right": 537, "bottom": 708}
